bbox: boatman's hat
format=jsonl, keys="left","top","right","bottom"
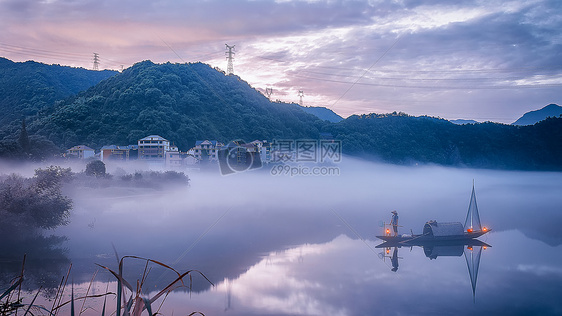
{"left": 391, "top": 210, "right": 397, "bottom": 214}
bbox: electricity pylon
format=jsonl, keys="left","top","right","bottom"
{"left": 93, "top": 53, "right": 100, "bottom": 70}
{"left": 225, "top": 44, "right": 235, "bottom": 75}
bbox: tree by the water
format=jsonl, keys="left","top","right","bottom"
{"left": 85, "top": 160, "right": 106, "bottom": 177}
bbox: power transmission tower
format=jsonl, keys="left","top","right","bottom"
{"left": 265, "top": 87, "right": 273, "bottom": 99}
{"left": 93, "top": 53, "right": 100, "bottom": 70}
{"left": 298, "top": 90, "right": 304, "bottom": 106}
{"left": 225, "top": 44, "right": 235, "bottom": 75}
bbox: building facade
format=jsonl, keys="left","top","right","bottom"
{"left": 189, "top": 140, "right": 224, "bottom": 162}
{"left": 67, "top": 145, "right": 95, "bottom": 159}
{"left": 138, "top": 135, "right": 176, "bottom": 161}
{"left": 101, "top": 145, "right": 129, "bottom": 161}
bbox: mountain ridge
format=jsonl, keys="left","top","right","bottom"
{"left": 29, "top": 60, "right": 324, "bottom": 150}
{"left": 0, "top": 58, "right": 561, "bottom": 170}
{"left": 512, "top": 104, "right": 562, "bottom": 126}
{"left": 0, "top": 57, "right": 117, "bottom": 136}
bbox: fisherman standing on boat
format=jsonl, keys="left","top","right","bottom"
{"left": 391, "top": 211, "right": 399, "bottom": 236}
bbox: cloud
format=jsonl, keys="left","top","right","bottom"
{"left": 0, "top": 0, "right": 561, "bottom": 121}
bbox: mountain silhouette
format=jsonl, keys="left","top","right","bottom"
{"left": 512, "top": 104, "right": 562, "bottom": 126}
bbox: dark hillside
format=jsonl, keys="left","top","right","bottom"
{"left": 326, "top": 112, "right": 562, "bottom": 170}
{"left": 0, "top": 57, "right": 116, "bottom": 134}
{"left": 1, "top": 58, "right": 561, "bottom": 170}
{"left": 31, "top": 61, "right": 324, "bottom": 150}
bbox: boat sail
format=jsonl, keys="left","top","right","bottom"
{"left": 464, "top": 183, "right": 482, "bottom": 232}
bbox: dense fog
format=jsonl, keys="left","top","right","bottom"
{"left": 2, "top": 156, "right": 561, "bottom": 315}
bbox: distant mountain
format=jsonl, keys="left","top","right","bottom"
{"left": 512, "top": 104, "right": 562, "bottom": 126}
{"left": 299, "top": 106, "right": 343, "bottom": 122}
{"left": 0, "top": 57, "right": 117, "bottom": 135}
{"left": 450, "top": 119, "right": 478, "bottom": 125}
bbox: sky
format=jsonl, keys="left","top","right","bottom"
{"left": 0, "top": 0, "right": 561, "bottom": 123}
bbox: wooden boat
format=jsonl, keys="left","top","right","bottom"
{"left": 376, "top": 183, "right": 491, "bottom": 244}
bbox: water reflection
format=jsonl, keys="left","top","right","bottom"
{"left": 0, "top": 234, "right": 70, "bottom": 295}
{"left": 3, "top": 159, "right": 561, "bottom": 315}
{"left": 376, "top": 239, "right": 490, "bottom": 300}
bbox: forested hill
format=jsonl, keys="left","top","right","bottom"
{"left": 0, "top": 57, "right": 117, "bottom": 133}
{"left": 30, "top": 61, "right": 324, "bottom": 150}
{"left": 2, "top": 58, "right": 561, "bottom": 170}
{"left": 326, "top": 113, "right": 562, "bottom": 170}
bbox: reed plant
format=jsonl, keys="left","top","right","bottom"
{"left": 1, "top": 254, "right": 212, "bottom": 316}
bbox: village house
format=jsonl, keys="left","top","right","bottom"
{"left": 138, "top": 135, "right": 177, "bottom": 161}
{"left": 64, "top": 136, "right": 275, "bottom": 170}
{"left": 217, "top": 140, "right": 262, "bottom": 174}
{"left": 250, "top": 140, "right": 273, "bottom": 163}
{"left": 66, "top": 145, "right": 95, "bottom": 159}
{"left": 165, "top": 151, "right": 198, "bottom": 169}
{"left": 100, "top": 145, "right": 138, "bottom": 161}
{"left": 188, "top": 140, "right": 224, "bottom": 163}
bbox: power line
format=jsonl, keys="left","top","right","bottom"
{"left": 293, "top": 73, "right": 562, "bottom": 90}
{"left": 330, "top": 36, "right": 402, "bottom": 108}
{"left": 0, "top": 42, "right": 89, "bottom": 58}
{"left": 294, "top": 68, "right": 534, "bottom": 82}
{"left": 0, "top": 46, "right": 90, "bottom": 63}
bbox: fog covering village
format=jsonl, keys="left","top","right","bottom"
{"left": 1, "top": 0, "right": 562, "bottom": 314}
{"left": 1, "top": 147, "right": 562, "bottom": 315}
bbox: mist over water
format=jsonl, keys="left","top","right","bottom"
{"left": 2, "top": 157, "right": 562, "bottom": 315}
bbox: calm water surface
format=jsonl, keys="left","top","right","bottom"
{"left": 6, "top": 158, "right": 562, "bottom": 315}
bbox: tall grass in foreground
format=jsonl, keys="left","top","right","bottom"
{"left": 0, "top": 254, "right": 213, "bottom": 316}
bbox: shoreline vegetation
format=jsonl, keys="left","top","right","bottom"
{"left": 1, "top": 162, "right": 198, "bottom": 315}
{"left": 1, "top": 254, "right": 211, "bottom": 316}
{"left": 0, "top": 162, "right": 190, "bottom": 245}
{"left": 0, "top": 162, "right": 190, "bottom": 240}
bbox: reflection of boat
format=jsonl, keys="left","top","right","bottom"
{"left": 377, "top": 239, "right": 490, "bottom": 300}
{"left": 375, "top": 237, "right": 491, "bottom": 250}
{"left": 376, "top": 183, "right": 490, "bottom": 243}
{"left": 376, "top": 183, "right": 491, "bottom": 300}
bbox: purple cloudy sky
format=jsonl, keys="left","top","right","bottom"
{"left": 1, "top": 0, "right": 561, "bottom": 123}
